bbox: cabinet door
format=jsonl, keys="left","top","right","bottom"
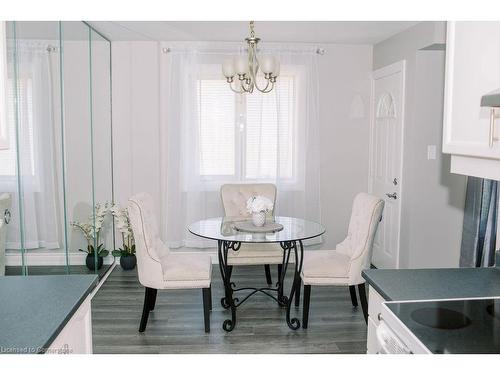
{"left": 443, "top": 21, "right": 500, "bottom": 159}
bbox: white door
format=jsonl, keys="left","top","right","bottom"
{"left": 369, "top": 61, "right": 405, "bottom": 269}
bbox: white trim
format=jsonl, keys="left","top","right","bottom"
{"left": 369, "top": 60, "right": 406, "bottom": 269}
{"left": 88, "top": 262, "right": 116, "bottom": 299}
{"left": 442, "top": 21, "right": 455, "bottom": 154}
{"left": 450, "top": 154, "right": 500, "bottom": 181}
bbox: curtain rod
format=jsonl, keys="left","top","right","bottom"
{"left": 161, "top": 47, "right": 325, "bottom": 55}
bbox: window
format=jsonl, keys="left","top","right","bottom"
{"left": 197, "top": 79, "right": 236, "bottom": 177}
{"left": 196, "top": 70, "right": 296, "bottom": 184}
{"left": 0, "top": 77, "right": 35, "bottom": 177}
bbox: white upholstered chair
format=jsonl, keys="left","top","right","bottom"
{"left": 300, "top": 192, "right": 384, "bottom": 327}
{"left": 220, "top": 184, "right": 284, "bottom": 284}
{"left": 128, "top": 193, "right": 212, "bottom": 333}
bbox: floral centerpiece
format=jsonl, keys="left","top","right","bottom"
{"left": 110, "top": 205, "right": 136, "bottom": 270}
{"left": 246, "top": 195, "right": 274, "bottom": 227}
{"left": 71, "top": 202, "right": 110, "bottom": 270}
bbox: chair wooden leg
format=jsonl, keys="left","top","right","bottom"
{"left": 202, "top": 287, "right": 211, "bottom": 333}
{"left": 277, "top": 264, "right": 283, "bottom": 299}
{"left": 358, "top": 283, "right": 368, "bottom": 324}
{"left": 149, "top": 288, "right": 158, "bottom": 311}
{"left": 295, "top": 274, "right": 301, "bottom": 307}
{"left": 302, "top": 284, "right": 311, "bottom": 329}
{"left": 139, "top": 287, "right": 155, "bottom": 332}
{"left": 349, "top": 285, "right": 358, "bottom": 307}
{"left": 208, "top": 285, "right": 212, "bottom": 311}
{"left": 264, "top": 264, "right": 272, "bottom": 285}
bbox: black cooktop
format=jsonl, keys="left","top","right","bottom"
{"left": 387, "top": 298, "right": 500, "bottom": 354}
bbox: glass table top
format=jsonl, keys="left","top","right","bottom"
{"left": 188, "top": 216, "right": 325, "bottom": 243}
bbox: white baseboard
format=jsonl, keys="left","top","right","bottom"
{"left": 89, "top": 262, "right": 117, "bottom": 299}
{"left": 5, "top": 247, "right": 307, "bottom": 267}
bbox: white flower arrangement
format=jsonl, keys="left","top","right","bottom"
{"left": 246, "top": 195, "right": 274, "bottom": 214}
{"left": 70, "top": 202, "right": 110, "bottom": 256}
{"left": 110, "top": 205, "right": 135, "bottom": 257}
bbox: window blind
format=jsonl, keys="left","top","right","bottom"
{"left": 197, "top": 79, "right": 236, "bottom": 176}
{"left": 0, "top": 78, "right": 35, "bottom": 177}
{"left": 196, "top": 74, "right": 295, "bottom": 181}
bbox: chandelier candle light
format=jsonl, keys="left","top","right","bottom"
{"left": 222, "top": 21, "right": 279, "bottom": 94}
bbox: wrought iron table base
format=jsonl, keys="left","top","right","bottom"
{"left": 217, "top": 239, "right": 304, "bottom": 332}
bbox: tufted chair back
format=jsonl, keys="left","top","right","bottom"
{"left": 221, "top": 183, "right": 277, "bottom": 218}
{"left": 336, "top": 193, "right": 384, "bottom": 284}
{"left": 128, "top": 193, "right": 169, "bottom": 288}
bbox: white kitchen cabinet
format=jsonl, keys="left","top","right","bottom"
{"left": 442, "top": 21, "right": 500, "bottom": 180}
{"left": 46, "top": 295, "right": 93, "bottom": 354}
{"left": 366, "top": 287, "right": 386, "bottom": 354}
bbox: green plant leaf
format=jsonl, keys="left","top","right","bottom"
{"left": 99, "top": 249, "right": 109, "bottom": 257}
{"left": 111, "top": 250, "right": 122, "bottom": 257}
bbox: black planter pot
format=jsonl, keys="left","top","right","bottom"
{"left": 86, "top": 254, "right": 104, "bottom": 271}
{"left": 120, "top": 254, "right": 137, "bottom": 270}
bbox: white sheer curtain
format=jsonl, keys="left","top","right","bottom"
{"left": 0, "top": 40, "right": 60, "bottom": 250}
{"left": 160, "top": 43, "right": 321, "bottom": 248}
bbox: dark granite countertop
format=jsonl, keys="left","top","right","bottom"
{"left": 362, "top": 267, "right": 500, "bottom": 301}
{"left": 0, "top": 275, "right": 98, "bottom": 354}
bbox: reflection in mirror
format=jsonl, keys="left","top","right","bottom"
{"left": 90, "top": 27, "right": 114, "bottom": 275}
{"left": 62, "top": 21, "right": 114, "bottom": 276}
{"left": 1, "top": 21, "right": 114, "bottom": 277}
{"left": 0, "top": 23, "right": 13, "bottom": 275}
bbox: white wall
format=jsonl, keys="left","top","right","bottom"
{"left": 111, "top": 42, "right": 162, "bottom": 221}
{"left": 111, "top": 41, "right": 373, "bottom": 250}
{"left": 318, "top": 44, "right": 373, "bottom": 249}
{"left": 373, "top": 22, "right": 467, "bottom": 268}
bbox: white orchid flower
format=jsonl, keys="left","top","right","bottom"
{"left": 246, "top": 195, "right": 274, "bottom": 214}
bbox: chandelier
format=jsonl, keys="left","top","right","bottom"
{"left": 222, "top": 21, "right": 279, "bottom": 94}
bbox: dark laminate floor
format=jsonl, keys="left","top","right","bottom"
{"left": 91, "top": 265, "right": 368, "bottom": 354}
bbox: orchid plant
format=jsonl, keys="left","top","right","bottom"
{"left": 110, "top": 205, "right": 135, "bottom": 258}
{"left": 71, "top": 202, "right": 110, "bottom": 257}
{"left": 246, "top": 195, "right": 274, "bottom": 214}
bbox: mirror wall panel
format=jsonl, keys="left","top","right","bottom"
{"left": 1, "top": 21, "right": 114, "bottom": 276}
{"left": 2, "top": 21, "right": 26, "bottom": 275}
{"left": 90, "top": 27, "right": 114, "bottom": 268}
{"left": 61, "top": 22, "right": 114, "bottom": 275}
{"left": 10, "top": 21, "right": 66, "bottom": 275}
{"left": 60, "top": 21, "right": 95, "bottom": 274}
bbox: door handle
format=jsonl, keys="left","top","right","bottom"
{"left": 4, "top": 209, "right": 11, "bottom": 224}
{"left": 386, "top": 192, "right": 397, "bottom": 200}
{"left": 489, "top": 108, "right": 500, "bottom": 148}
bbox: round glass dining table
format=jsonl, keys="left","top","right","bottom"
{"left": 188, "top": 216, "right": 325, "bottom": 332}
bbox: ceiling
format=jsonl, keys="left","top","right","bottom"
{"left": 88, "top": 21, "right": 420, "bottom": 44}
